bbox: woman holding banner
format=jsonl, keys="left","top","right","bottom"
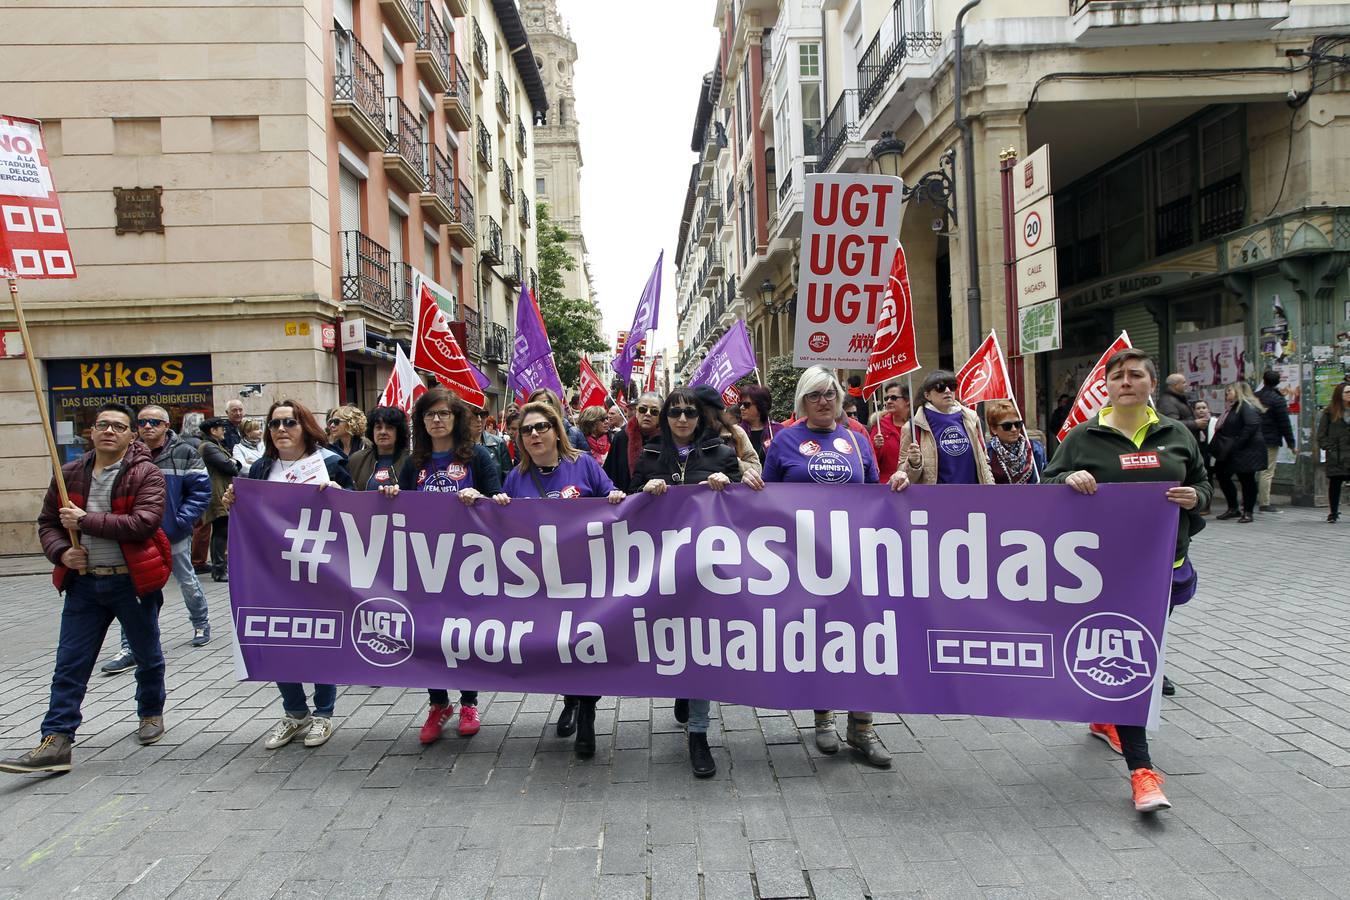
{"left": 900, "top": 371, "right": 995, "bottom": 485}
{"left": 984, "top": 400, "right": 1046, "bottom": 485}
{"left": 221, "top": 399, "right": 354, "bottom": 751}
{"left": 604, "top": 390, "right": 663, "bottom": 490}
{"left": 347, "top": 407, "right": 410, "bottom": 492}
{"left": 629, "top": 387, "right": 743, "bottom": 778}
{"left": 381, "top": 387, "right": 503, "bottom": 745}
{"left": 490, "top": 401, "right": 625, "bottom": 757}
{"left": 1042, "top": 348, "right": 1210, "bottom": 813}
{"left": 757, "top": 366, "right": 910, "bottom": 769}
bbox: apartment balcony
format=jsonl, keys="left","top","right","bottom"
{"left": 1069, "top": 0, "right": 1290, "bottom": 45}
{"left": 390, "top": 260, "right": 414, "bottom": 325}
{"left": 420, "top": 144, "right": 455, "bottom": 226}
{"left": 339, "top": 230, "right": 395, "bottom": 321}
{"left": 471, "top": 19, "right": 489, "bottom": 79}
{"left": 379, "top": 0, "right": 420, "bottom": 43}
{"left": 819, "top": 89, "right": 870, "bottom": 172}
{"left": 383, "top": 97, "right": 426, "bottom": 193}
{"left": 516, "top": 116, "right": 528, "bottom": 156}
{"left": 495, "top": 72, "right": 511, "bottom": 117}
{"left": 500, "top": 161, "right": 515, "bottom": 202}
{"left": 484, "top": 322, "right": 510, "bottom": 363}
{"left": 857, "top": 3, "right": 942, "bottom": 118}
{"left": 529, "top": 268, "right": 538, "bottom": 297}
{"left": 463, "top": 306, "right": 482, "bottom": 359}
{"left": 476, "top": 118, "right": 493, "bottom": 169}
{"left": 443, "top": 55, "right": 472, "bottom": 131}
{"left": 699, "top": 247, "right": 724, "bottom": 297}
{"left": 445, "top": 0, "right": 467, "bottom": 18}
{"left": 414, "top": 0, "right": 451, "bottom": 93}
{"left": 772, "top": 158, "right": 816, "bottom": 242}
{"left": 505, "top": 246, "right": 523, "bottom": 286}
{"left": 519, "top": 191, "right": 531, "bottom": 227}
{"left": 331, "top": 28, "right": 387, "bottom": 153}
{"left": 447, "top": 179, "right": 476, "bottom": 248}
{"left": 480, "top": 215, "right": 503, "bottom": 266}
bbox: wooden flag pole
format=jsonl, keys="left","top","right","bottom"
{"left": 754, "top": 367, "right": 764, "bottom": 386}
{"left": 7, "top": 277, "right": 82, "bottom": 555}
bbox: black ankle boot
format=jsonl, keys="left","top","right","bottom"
{"left": 556, "top": 696, "right": 578, "bottom": 737}
{"left": 574, "top": 702, "right": 596, "bottom": 758}
{"left": 673, "top": 698, "right": 689, "bottom": 724}
{"left": 688, "top": 732, "right": 715, "bottom": 778}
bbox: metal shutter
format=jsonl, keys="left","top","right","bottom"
{"left": 1114, "top": 302, "right": 1161, "bottom": 364}
{"left": 338, "top": 166, "right": 361, "bottom": 234}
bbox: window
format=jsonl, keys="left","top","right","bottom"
{"left": 536, "top": 176, "right": 546, "bottom": 195}
{"left": 799, "top": 42, "right": 822, "bottom": 157}
{"left": 389, "top": 206, "right": 406, "bottom": 301}
{"left": 339, "top": 166, "right": 362, "bottom": 234}
{"left": 1200, "top": 109, "right": 1242, "bottom": 187}
{"left": 799, "top": 43, "right": 819, "bottom": 78}
{"left": 424, "top": 234, "right": 438, "bottom": 282}
{"left": 1155, "top": 135, "right": 1192, "bottom": 205}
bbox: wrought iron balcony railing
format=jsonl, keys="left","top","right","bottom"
{"left": 495, "top": 72, "right": 511, "bottom": 116}
{"left": 519, "top": 191, "right": 531, "bottom": 227}
{"left": 484, "top": 321, "right": 510, "bottom": 362}
{"left": 500, "top": 161, "right": 515, "bottom": 201}
{"left": 464, "top": 306, "right": 482, "bottom": 357}
{"left": 331, "top": 28, "right": 385, "bottom": 149}
{"left": 385, "top": 96, "right": 426, "bottom": 185}
{"left": 455, "top": 179, "right": 476, "bottom": 241}
{"left": 857, "top": 1, "right": 943, "bottom": 117}
{"left": 819, "top": 89, "right": 860, "bottom": 171}
{"left": 481, "top": 215, "right": 503, "bottom": 265}
{"left": 476, "top": 118, "right": 493, "bottom": 169}
{"left": 472, "top": 19, "right": 489, "bottom": 76}
{"left": 339, "top": 230, "right": 393, "bottom": 318}
{"left": 516, "top": 115, "right": 527, "bottom": 155}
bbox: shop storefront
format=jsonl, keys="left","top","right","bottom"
{"left": 46, "top": 354, "right": 213, "bottom": 462}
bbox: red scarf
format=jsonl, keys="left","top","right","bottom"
{"left": 625, "top": 417, "right": 652, "bottom": 473}
{"left": 587, "top": 433, "right": 610, "bottom": 464}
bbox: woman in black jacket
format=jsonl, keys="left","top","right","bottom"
{"left": 347, "top": 406, "right": 410, "bottom": 491}
{"left": 1213, "top": 381, "right": 1266, "bottom": 523}
{"left": 628, "top": 388, "right": 741, "bottom": 779}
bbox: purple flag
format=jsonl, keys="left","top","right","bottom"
{"left": 689, "top": 320, "right": 757, "bottom": 394}
{"left": 508, "top": 285, "right": 554, "bottom": 396}
{"left": 229, "top": 481, "right": 1177, "bottom": 727}
{"left": 467, "top": 359, "right": 490, "bottom": 391}
{"left": 613, "top": 251, "right": 662, "bottom": 385}
{"left": 514, "top": 353, "right": 565, "bottom": 399}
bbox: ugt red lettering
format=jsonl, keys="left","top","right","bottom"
{"left": 804, "top": 282, "right": 886, "bottom": 325}
{"left": 807, "top": 233, "right": 891, "bottom": 277}
{"left": 810, "top": 181, "right": 896, "bottom": 228}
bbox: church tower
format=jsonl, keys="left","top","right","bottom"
{"left": 523, "top": 0, "right": 594, "bottom": 307}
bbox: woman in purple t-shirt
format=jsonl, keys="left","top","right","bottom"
{"left": 900, "top": 370, "right": 995, "bottom": 485}
{"left": 492, "top": 402, "right": 624, "bottom": 759}
{"left": 756, "top": 366, "right": 910, "bottom": 769}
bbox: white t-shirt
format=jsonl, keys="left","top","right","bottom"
{"left": 266, "top": 451, "right": 331, "bottom": 486}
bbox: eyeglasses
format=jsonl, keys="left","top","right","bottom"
{"left": 268, "top": 417, "right": 299, "bottom": 430}
{"left": 92, "top": 420, "right": 130, "bottom": 433}
{"left": 136, "top": 418, "right": 167, "bottom": 428}
{"left": 738, "top": 401, "right": 754, "bottom": 409}
{"left": 803, "top": 389, "right": 838, "bottom": 405}
{"left": 667, "top": 406, "right": 700, "bottom": 420}
{"left": 424, "top": 410, "right": 454, "bottom": 421}
{"left": 636, "top": 406, "right": 660, "bottom": 416}
{"left": 930, "top": 382, "right": 957, "bottom": 393}
{"left": 883, "top": 395, "right": 903, "bottom": 403}
{"left": 520, "top": 422, "right": 554, "bottom": 436}
{"left": 326, "top": 418, "right": 342, "bottom": 428}
{"left": 997, "top": 420, "right": 1025, "bottom": 432}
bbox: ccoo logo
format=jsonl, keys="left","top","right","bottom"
{"left": 352, "top": 597, "right": 415, "bottom": 667}
{"left": 1063, "top": 612, "right": 1159, "bottom": 701}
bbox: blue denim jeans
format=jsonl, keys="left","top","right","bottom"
{"left": 277, "top": 683, "right": 337, "bottom": 718}
{"left": 687, "top": 699, "right": 711, "bottom": 734}
{"left": 120, "top": 537, "right": 208, "bottom": 649}
{"left": 42, "top": 574, "right": 165, "bottom": 738}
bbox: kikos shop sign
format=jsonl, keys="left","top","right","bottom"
{"left": 46, "top": 354, "right": 212, "bottom": 409}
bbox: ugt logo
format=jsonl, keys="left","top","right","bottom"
{"left": 1063, "top": 612, "right": 1159, "bottom": 701}
{"left": 352, "top": 597, "right": 415, "bottom": 667}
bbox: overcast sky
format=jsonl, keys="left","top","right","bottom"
{"left": 558, "top": 0, "right": 719, "bottom": 357}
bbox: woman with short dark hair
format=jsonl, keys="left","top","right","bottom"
{"left": 900, "top": 370, "right": 994, "bottom": 485}
{"left": 347, "top": 406, "right": 410, "bottom": 491}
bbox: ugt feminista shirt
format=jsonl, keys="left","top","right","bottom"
{"left": 762, "top": 422, "right": 879, "bottom": 484}
{"left": 502, "top": 454, "right": 616, "bottom": 499}
{"left": 926, "top": 408, "right": 978, "bottom": 485}
{"left": 415, "top": 449, "right": 475, "bottom": 493}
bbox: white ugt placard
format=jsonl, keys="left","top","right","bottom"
{"left": 794, "top": 173, "right": 906, "bottom": 368}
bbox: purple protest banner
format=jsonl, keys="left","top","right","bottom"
{"left": 508, "top": 285, "right": 559, "bottom": 397}
{"left": 689, "top": 320, "right": 757, "bottom": 393}
{"left": 613, "top": 251, "right": 662, "bottom": 386}
{"left": 228, "top": 481, "right": 1178, "bottom": 727}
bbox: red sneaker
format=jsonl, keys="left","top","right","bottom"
{"left": 419, "top": 703, "right": 454, "bottom": 745}
{"left": 458, "top": 704, "right": 481, "bottom": 736}
{"left": 1088, "top": 723, "right": 1123, "bottom": 755}
{"left": 1131, "top": 768, "right": 1171, "bottom": 812}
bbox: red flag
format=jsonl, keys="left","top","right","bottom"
{"left": 956, "top": 331, "right": 1013, "bottom": 406}
{"left": 577, "top": 356, "right": 608, "bottom": 408}
{"left": 645, "top": 354, "right": 659, "bottom": 393}
{"left": 411, "top": 283, "right": 486, "bottom": 409}
{"left": 378, "top": 344, "right": 427, "bottom": 413}
{"left": 862, "top": 245, "right": 921, "bottom": 398}
{"left": 1057, "top": 331, "right": 1133, "bottom": 441}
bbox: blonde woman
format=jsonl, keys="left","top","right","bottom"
{"left": 1212, "top": 381, "right": 1266, "bottom": 523}
{"left": 325, "top": 405, "right": 368, "bottom": 460}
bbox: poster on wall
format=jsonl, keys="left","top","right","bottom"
{"left": 1175, "top": 325, "right": 1246, "bottom": 389}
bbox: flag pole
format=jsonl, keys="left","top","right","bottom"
{"left": 7, "top": 277, "right": 82, "bottom": 560}
{"left": 754, "top": 367, "right": 764, "bottom": 386}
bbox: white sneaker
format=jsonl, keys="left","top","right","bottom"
{"left": 303, "top": 716, "right": 334, "bottom": 748}
{"left": 263, "top": 715, "right": 311, "bottom": 750}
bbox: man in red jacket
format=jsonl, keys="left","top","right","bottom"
{"left": 1, "top": 402, "right": 170, "bottom": 775}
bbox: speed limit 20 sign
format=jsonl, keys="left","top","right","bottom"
{"left": 1015, "top": 195, "right": 1055, "bottom": 260}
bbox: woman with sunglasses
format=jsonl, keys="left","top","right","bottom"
{"left": 870, "top": 382, "right": 910, "bottom": 481}
{"left": 490, "top": 402, "right": 625, "bottom": 756}
{"left": 629, "top": 388, "right": 742, "bottom": 778}
{"left": 983, "top": 400, "right": 1046, "bottom": 485}
{"left": 604, "top": 390, "right": 664, "bottom": 491}
{"left": 347, "top": 406, "right": 410, "bottom": 492}
{"left": 221, "top": 399, "right": 354, "bottom": 752}
{"left": 901, "top": 370, "right": 995, "bottom": 485}
{"left": 737, "top": 385, "right": 781, "bottom": 464}
{"left": 324, "top": 405, "right": 368, "bottom": 461}
{"left": 378, "top": 386, "right": 503, "bottom": 744}
{"left": 756, "top": 366, "right": 910, "bottom": 768}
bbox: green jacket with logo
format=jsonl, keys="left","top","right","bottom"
{"left": 1043, "top": 413, "right": 1211, "bottom": 563}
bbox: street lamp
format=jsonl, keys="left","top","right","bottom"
{"left": 869, "top": 131, "right": 958, "bottom": 232}
{"left": 760, "top": 277, "right": 794, "bottom": 316}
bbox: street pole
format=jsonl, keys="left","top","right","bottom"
{"left": 334, "top": 312, "right": 347, "bottom": 405}
{"left": 954, "top": 0, "right": 984, "bottom": 357}
{"left": 999, "top": 148, "right": 1025, "bottom": 409}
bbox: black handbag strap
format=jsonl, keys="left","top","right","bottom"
{"left": 529, "top": 465, "right": 551, "bottom": 498}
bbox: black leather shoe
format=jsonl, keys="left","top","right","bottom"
{"left": 1161, "top": 676, "right": 1176, "bottom": 696}
{"left": 556, "top": 697, "right": 578, "bottom": 737}
{"left": 1216, "top": 510, "right": 1241, "bottom": 520}
{"left": 1238, "top": 514, "right": 1253, "bottom": 524}
{"left": 573, "top": 702, "right": 596, "bottom": 758}
{"left": 673, "top": 699, "right": 689, "bottom": 724}
{"left": 688, "top": 732, "right": 715, "bottom": 778}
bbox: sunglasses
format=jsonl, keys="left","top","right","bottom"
{"left": 474, "top": 410, "right": 488, "bottom": 418}
{"left": 997, "top": 420, "right": 1025, "bottom": 432}
{"left": 520, "top": 422, "right": 553, "bottom": 436}
{"left": 636, "top": 406, "right": 660, "bottom": 416}
{"left": 930, "top": 382, "right": 957, "bottom": 393}
{"left": 667, "top": 406, "right": 700, "bottom": 420}
{"left": 92, "top": 420, "right": 131, "bottom": 433}
{"left": 136, "top": 418, "right": 167, "bottom": 427}
{"left": 268, "top": 417, "right": 300, "bottom": 430}
{"left": 738, "top": 401, "right": 754, "bottom": 409}
{"left": 326, "top": 418, "right": 342, "bottom": 428}
{"left": 883, "top": 395, "right": 903, "bottom": 403}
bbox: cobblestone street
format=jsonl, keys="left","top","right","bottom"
{"left": 1, "top": 505, "right": 1347, "bottom": 899}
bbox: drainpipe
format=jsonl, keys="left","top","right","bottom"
{"left": 954, "top": 0, "right": 983, "bottom": 354}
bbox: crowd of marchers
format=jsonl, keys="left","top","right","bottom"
{"left": 5, "top": 354, "right": 1349, "bottom": 817}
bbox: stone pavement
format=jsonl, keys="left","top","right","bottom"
{"left": 1, "top": 505, "right": 1348, "bottom": 900}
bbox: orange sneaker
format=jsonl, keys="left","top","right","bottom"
{"left": 1130, "top": 768, "right": 1171, "bottom": 812}
{"left": 1088, "top": 723, "right": 1123, "bottom": 755}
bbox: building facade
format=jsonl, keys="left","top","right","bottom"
{"left": 0, "top": 0, "right": 546, "bottom": 554}
{"left": 675, "top": 0, "right": 1350, "bottom": 505}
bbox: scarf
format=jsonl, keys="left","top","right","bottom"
{"left": 990, "top": 436, "right": 1034, "bottom": 484}
{"left": 625, "top": 417, "right": 655, "bottom": 474}
{"left": 587, "top": 433, "right": 610, "bottom": 464}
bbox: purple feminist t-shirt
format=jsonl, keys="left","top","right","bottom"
{"left": 416, "top": 449, "right": 475, "bottom": 494}
{"left": 926, "top": 408, "right": 978, "bottom": 485}
{"left": 762, "top": 422, "right": 879, "bottom": 485}
{"left": 503, "top": 454, "right": 616, "bottom": 499}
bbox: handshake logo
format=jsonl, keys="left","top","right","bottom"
{"left": 1064, "top": 612, "right": 1159, "bottom": 702}
{"left": 353, "top": 597, "right": 415, "bottom": 667}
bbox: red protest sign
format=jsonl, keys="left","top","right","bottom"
{"left": 862, "top": 244, "right": 921, "bottom": 398}
{"left": 956, "top": 331, "right": 1013, "bottom": 406}
{"left": 0, "top": 116, "right": 75, "bottom": 279}
{"left": 793, "top": 174, "right": 905, "bottom": 368}
{"left": 1057, "top": 331, "right": 1132, "bottom": 441}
